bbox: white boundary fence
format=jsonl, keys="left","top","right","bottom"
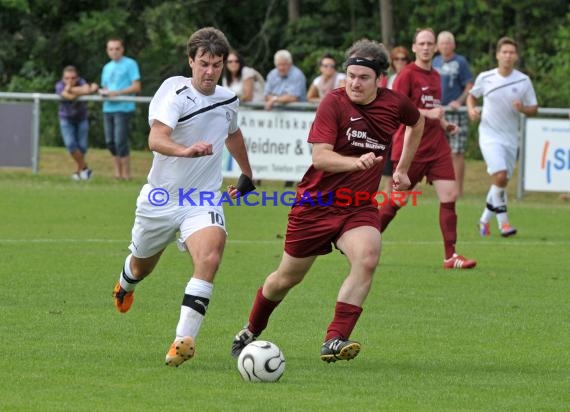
{"left": 1, "top": 92, "right": 568, "bottom": 197}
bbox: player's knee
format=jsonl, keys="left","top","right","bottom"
{"left": 196, "top": 250, "right": 223, "bottom": 272}
{"left": 441, "top": 185, "right": 459, "bottom": 202}
{"left": 267, "top": 270, "right": 303, "bottom": 293}
{"left": 359, "top": 250, "right": 380, "bottom": 274}
{"left": 495, "top": 175, "right": 509, "bottom": 187}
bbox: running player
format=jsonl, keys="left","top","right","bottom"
{"left": 231, "top": 39, "right": 425, "bottom": 362}
{"left": 378, "top": 27, "right": 476, "bottom": 269}
{"left": 112, "top": 27, "right": 255, "bottom": 367}
{"left": 467, "top": 36, "right": 538, "bottom": 237}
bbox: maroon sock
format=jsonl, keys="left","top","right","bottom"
{"left": 248, "top": 287, "right": 281, "bottom": 335}
{"left": 378, "top": 203, "right": 399, "bottom": 233}
{"left": 440, "top": 202, "right": 457, "bottom": 259}
{"left": 325, "top": 301, "right": 363, "bottom": 341}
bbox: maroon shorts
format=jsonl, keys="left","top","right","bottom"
{"left": 397, "top": 152, "right": 455, "bottom": 187}
{"left": 284, "top": 205, "right": 381, "bottom": 258}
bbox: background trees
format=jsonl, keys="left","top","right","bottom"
{"left": 1, "top": 0, "right": 568, "bottom": 149}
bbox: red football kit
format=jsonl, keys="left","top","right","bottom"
{"left": 285, "top": 87, "right": 420, "bottom": 258}
{"left": 379, "top": 62, "right": 467, "bottom": 263}
{"left": 390, "top": 63, "right": 455, "bottom": 184}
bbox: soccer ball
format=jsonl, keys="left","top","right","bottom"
{"left": 237, "top": 340, "right": 285, "bottom": 382}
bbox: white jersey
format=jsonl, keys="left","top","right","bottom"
{"left": 470, "top": 68, "right": 537, "bottom": 148}
{"left": 147, "top": 76, "right": 239, "bottom": 197}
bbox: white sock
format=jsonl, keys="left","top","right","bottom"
{"left": 480, "top": 187, "right": 495, "bottom": 223}
{"left": 490, "top": 185, "right": 509, "bottom": 227}
{"left": 118, "top": 254, "right": 139, "bottom": 292}
{"left": 175, "top": 278, "right": 214, "bottom": 340}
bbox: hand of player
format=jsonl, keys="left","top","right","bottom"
{"left": 183, "top": 142, "right": 213, "bottom": 158}
{"left": 227, "top": 184, "right": 239, "bottom": 199}
{"left": 512, "top": 100, "right": 523, "bottom": 112}
{"left": 444, "top": 121, "right": 459, "bottom": 135}
{"left": 227, "top": 174, "right": 256, "bottom": 199}
{"left": 353, "top": 152, "right": 383, "bottom": 170}
{"left": 392, "top": 169, "right": 411, "bottom": 191}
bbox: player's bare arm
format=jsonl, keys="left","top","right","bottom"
{"left": 226, "top": 128, "right": 254, "bottom": 199}
{"left": 393, "top": 115, "right": 425, "bottom": 190}
{"left": 466, "top": 94, "right": 481, "bottom": 121}
{"left": 420, "top": 107, "right": 444, "bottom": 120}
{"left": 312, "top": 143, "right": 382, "bottom": 173}
{"left": 225, "top": 128, "right": 253, "bottom": 179}
{"left": 148, "top": 120, "right": 213, "bottom": 158}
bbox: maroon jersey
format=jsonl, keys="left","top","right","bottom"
{"left": 296, "top": 87, "right": 420, "bottom": 206}
{"left": 391, "top": 63, "right": 450, "bottom": 162}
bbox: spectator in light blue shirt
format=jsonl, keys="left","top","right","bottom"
{"left": 99, "top": 38, "right": 141, "bottom": 180}
{"left": 264, "top": 49, "right": 307, "bottom": 111}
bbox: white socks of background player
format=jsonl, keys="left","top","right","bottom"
{"left": 118, "top": 254, "right": 140, "bottom": 292}
{"left": 175, "top": 277, "right": 213, "bottom": 340}
{"left": 480, "top": 185, "right": 509, "bottom": 227}
{"left": 480, "top": 187, "right": 496, "bottom": 224}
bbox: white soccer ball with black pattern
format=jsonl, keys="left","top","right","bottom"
{"left": 237, "top": 340, "right": 285, "bottom": 382}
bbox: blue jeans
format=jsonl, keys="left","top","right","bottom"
{"left": 59, "top": 118, "right": 89, "bottom": 153}
{"left": 103, "top": 112, "right": 132, "bottom": 157}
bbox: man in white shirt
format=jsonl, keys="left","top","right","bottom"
{"left": 112, "top": 27, "right": 255, "bottom": 367}
{"left": 467, "top": 36, "right": 538, "bottom": 237}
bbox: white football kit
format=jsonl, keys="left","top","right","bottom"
{"left": 470, "top": 68, "right": 537, "bottom": 176}
{"left": 130, "top": 77, "right": 240, "bottom": 257}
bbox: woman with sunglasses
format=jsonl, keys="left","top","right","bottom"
{"left": 306, "top": 53, "right": 346, "bottom": 103}
{"left": 222, "top": 50, "right": 265, "bottom": 103}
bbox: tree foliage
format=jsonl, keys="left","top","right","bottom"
{"left": 1, "top": 0, "right": 568, "bottom": 149}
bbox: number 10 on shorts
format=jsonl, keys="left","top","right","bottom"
{"left": 208, "top": 211, "right": 224, "bottom": 226}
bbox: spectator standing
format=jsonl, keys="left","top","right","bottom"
{"left": 382, "top": 46, "right": 412, "bottom": 197}
{"left": 55, "top": 65, "right": 98, "bottom": 180}
{"left": 231, "top": 39, "right": 425, "bottom": 363}
{"left": 264, "top": 49, "right": 307, "bottom": 111}
{"left": 112, "top": 27, "right": 254, "bottom": 367}
{"left": 222, "top": 49, "right": 265, "bottom": 103}
{"left": 433, "top": 31, "right": 474, "bottom": 197}
{"left": 306, "top": 53, "right": 346, "bottom": 103}
{"left": 378, "top": 27, "right": 477, "bottom": 269}
{"left": 467, "top": 36, "right": 538, "bottom": 237}
{"left": 99, "top": 38, "right": 141, "bottom": 180}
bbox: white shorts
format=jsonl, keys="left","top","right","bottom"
{"left": 128, "top": 184, "right": 227, "bottom": 258}
{"left": 479, "top": 139, "right": 517, "bottom": 178}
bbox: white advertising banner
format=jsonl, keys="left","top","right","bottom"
{"left": 222, "top": 108, "right": 315, "bottom": 180}
{"left": 524, "top": 118, "right": 570, "bottom": 192}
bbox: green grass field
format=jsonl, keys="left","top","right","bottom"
{"left": 1, "top": 148, "right": 569, "bottom": 411}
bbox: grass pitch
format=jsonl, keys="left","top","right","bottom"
{"left": 1, "top": 148, "right": 569, "bottom": 411}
